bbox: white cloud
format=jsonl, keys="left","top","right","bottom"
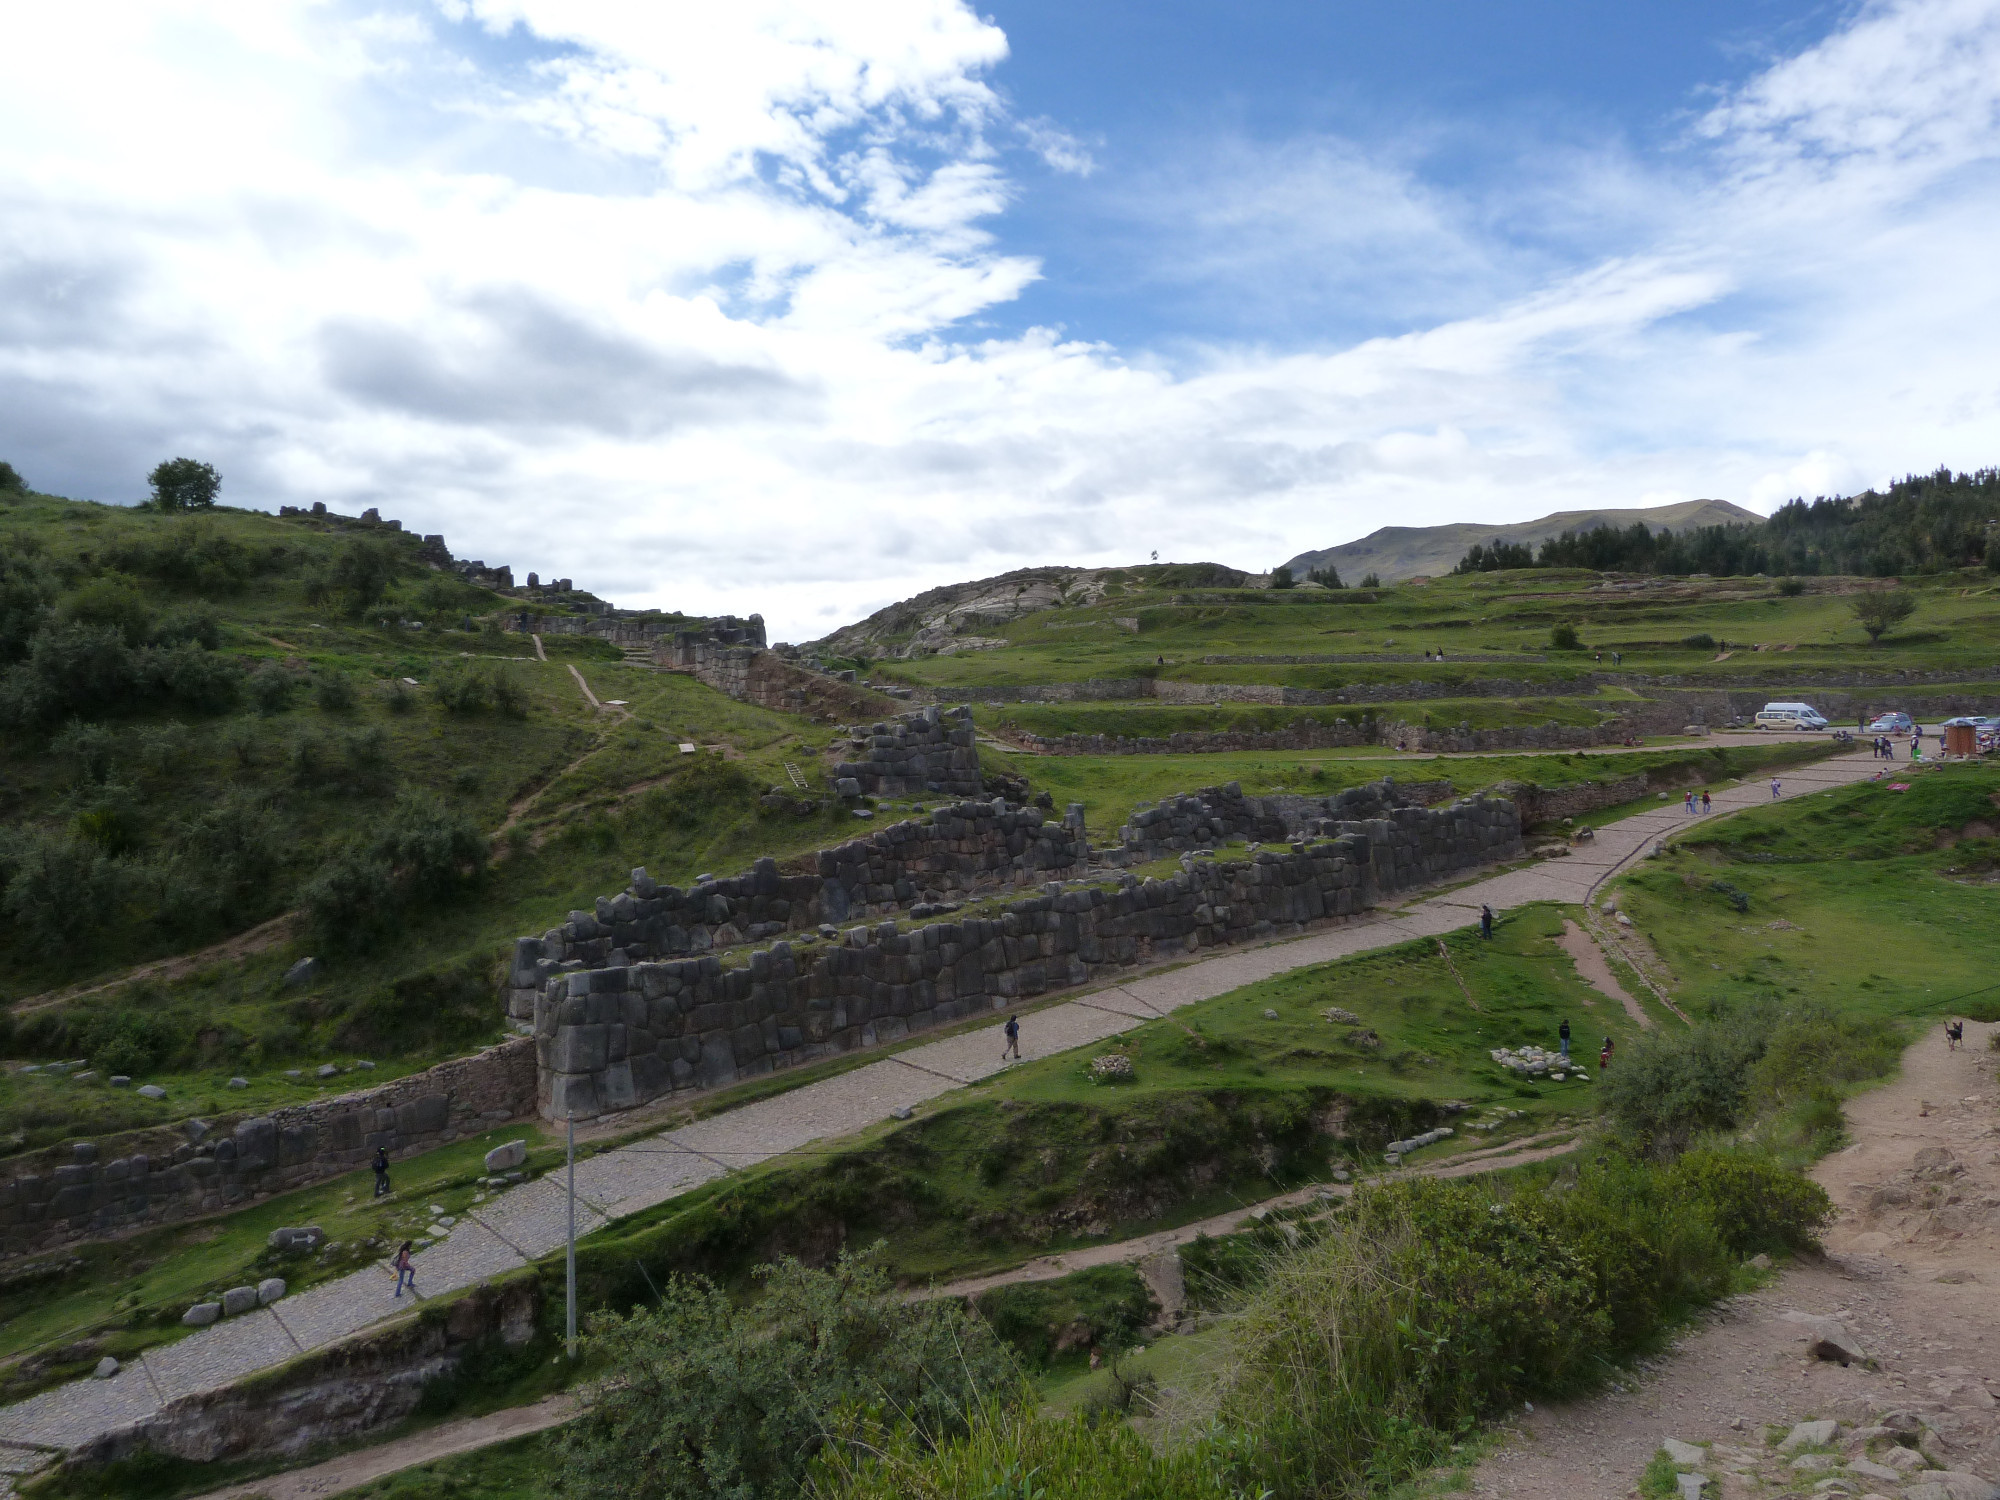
{"left": 0, "top": 0, "right": 1998, "bottom": 640}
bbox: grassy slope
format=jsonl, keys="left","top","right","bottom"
{"left": 1613, "top": 761, "right": 2000, "bottom": 1027}
{"left": 861, "top": 569, "right": 2000, "bottom": 691}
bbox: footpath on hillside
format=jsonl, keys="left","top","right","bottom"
{"left": 0, "top": 751, "right": 1884, "bottom": 1460}
{"left": 1465, "top": 1020, "right": 2000, "bottom": 1499}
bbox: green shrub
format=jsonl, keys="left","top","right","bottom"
{"left": 810, "top": 1404, "right": 1242, "bottom": 1500}
{"left": 299, "top": 847, "right": 398, "bottom": 953}
{"left": 1596, "top": 1023, "right": 1763, "bottom": 1156}
{"left": 550, "top": 1250, "right": 1015, "bottom": 1500}
{"left": 974, "top": 1265, "right": 1157, "bottom": 1368}
{"left": 1708, "top": 878, "right": 1749, "bottom": 912}
{"left": 1778, "top": 578, "right": 1806, "bottom": 597}
{"left": 247, "top": 661, "right": 295, "bottom": 715}
{"left": 1551, "top": 623, "right": 1580, "bottom": 650}
{"left": 0, "top": 829, "right": 135, "bottom": 956}
{"left": 313, "top": 671, "right": 357, "bottom": 713}
{"left": 1662, "top": 1149, "right": 1832, "bottom": 1256}
{"left": 49, "top": 718, "right": 118, "bottom": 782}
{"left": 1681, "top": 632, "right": 1716, "bottom": 650}
{"left": 58, "top": 574, "right": 154, "bottom": 645}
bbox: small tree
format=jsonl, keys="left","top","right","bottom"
{"left": 1359, "top": 571, "right": 1382, "bottom": 589}
{"left": 1850, "top": 590, "right": 1915, "bottom": 642}
{"left": 0, "top": 461, "right": 26, "bottom": 493}
{"left": 148, "top": 458, "right": 221, "bottom": 512}
{"left": 1269, "top": 565, "right": 1295, "bottom": 590}
{"left": 1551, "top": 622, "right": 1581, "bottom": 650}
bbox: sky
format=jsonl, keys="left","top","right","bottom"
{"left": 3, "top": 1, "right": 1999, "bottom": 641}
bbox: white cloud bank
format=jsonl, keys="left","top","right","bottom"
{"left": 2, "top": 0, "right": 1999, "bottom": 638}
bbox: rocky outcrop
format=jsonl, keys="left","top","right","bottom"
{"left": 833, "top": 705, "right": 983, "bottom": 797}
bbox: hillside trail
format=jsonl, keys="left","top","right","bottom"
{"left": 1465, "top": 1020, "right": 2000, "bottom": 1498}
{"left": 182, "top": 1394, "right": 577, "bottom": 1500}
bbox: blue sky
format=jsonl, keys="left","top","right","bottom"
{"left": 1, "top": 0, "right": 1997, "bottom": 639}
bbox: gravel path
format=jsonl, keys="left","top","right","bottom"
{"left": 0, "top": 750, "right": 1883, "bottom": 1459}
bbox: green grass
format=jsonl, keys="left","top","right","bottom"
{"left": 335, "top": 1432, "right": 555, "bottom": 1500}
{"left": 1612, "top": 762, "right": 2000, "bottom": 1028}
{"left": 0, "top": 1125, "right": 571, "bottom": 1397}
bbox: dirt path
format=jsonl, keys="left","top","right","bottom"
{"left": 1557, "top": 918, "right": 1652, "bottom": 1029}
{"left": 925, "top": 1130, "right": 1584, "bottom": 1304}
{"left": 186, "top": 1396, "right": 575, "bottom": 1500}
{"left": 9, "top": 912, "right": 298, "bottom": 1014}
{"left": 1466, "top": 1021, "right": 2000, "bottom": 1497}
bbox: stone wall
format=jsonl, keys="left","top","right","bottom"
{"left": 63, "top": 1278, "right": 540, "bottom": 1472}
{"left": 502, "top": 800, "right": 1090, "bottom": 1022}
{"left": 1112, "top": 778, "right": 1464, "bottom": 861}
{"left": 832, "top": 705, "right": 984, "bottom": 797}
{"left": 0, "top": 1042, "right": 535, "bottom": 1261}
{"left": 532, "top": 787, "right": 1522, "bottom": 1119}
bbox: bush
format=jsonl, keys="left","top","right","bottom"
{"left": 58, "top": 575, "right": 154, "bottom": 645}
{"left": 1681, "top": 632, "right": 1715, "bottom": 651}
{"left": 1663, "top": 1150, "right": 1832, "bottom": 1257}
{"left": 384, "top": 677, "right": 414, "bottom": 714}
{"left": 149, "top": 605, "right": 221, "bottom": 650}
{"left": 1778, "top": 578, "right": 1805, "bottom": 596}
{"left": 974, "top": 1265, "right": 1157, "bottom": 1368}
{"left": 313, "top": 671, "right": 357, "bottom": 713}
{"left": 1550, "top": 623, "right": 1581, "bottom": 651}
{"left": 0, "top": 545, "right": 58, "bottom": 661}
{"left": 148, "top": 643, "right": 239, "bottom": 713}
{"left": 247, "top": 661, "right": 295, "bottom": 715}
{"left": 0, "top": 623, "right": 140, "bottom": 725}
{"left": 337, "top": 957, "right": 497, "bottom": 1054}
{"left": 1596, "top": 1023, "right": 1763, "bottom": 1156}
{"left": 299, "top": 847, "right": 398, "bottom": 954}
{"left": 49, "top": 719, "right": 118, "bottom": 782}
{"left": 550, "top": 1250, "right": 1015, "bottom": 1500}
{"left": 0, "top": 829, "right": 134, "bottom": 956}
{"left": 376, "top": 793, "right": 487, "bottom": 899}
{"left": 430, "top": 661, "right": 527, "bottom": 717}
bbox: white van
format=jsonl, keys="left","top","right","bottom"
{"left": 1754, "top": 701, "right": 1829, "bottom": 731}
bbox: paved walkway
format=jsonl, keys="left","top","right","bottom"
{"left": 0, "top": 751, "right": 1884, "bottom": 1455}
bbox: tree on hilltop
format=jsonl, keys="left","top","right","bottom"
{"left": 149, "top": 458, "right": 221, "bottom": 511}
{"left": 1849, "top": 589, "right": 1915, "bottom": 642}
{"left": 0, "top": 461, "right": 25, "bottom": 493}
{"left": 1269, "top": 565, "right": 1295, "bottom": 590}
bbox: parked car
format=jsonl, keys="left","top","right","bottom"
{"left": 1867, "top": 712, "right": 1915, "bottom": 734}
{"left": 1755, "top": 702, "right": 1830, "bottom": 731}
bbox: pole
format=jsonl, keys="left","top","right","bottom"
{"left": 566, "top": 1113, "right": 577, "bottom": 1359}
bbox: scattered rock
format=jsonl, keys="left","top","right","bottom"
{"left": 268, "top": 1226, "right": 324, "bottom": 1253}
{"left": 1325, "top": 1007, "right": 1361, "bottom": 1024}
{"left": 1662, "top": 1437, "right": 1706, "bottom": 1465}
{"left": 1781, "top": 1313, "right": 1869, "bottom": 1367}
{"left": 92, "top": 1356, "right": 119, "bottom": 1379}
{"left": 136, "top": 1084, "right": 166, "bottom": 1100}
{"left": 1262, "top": 1008, "right": 1280, "bottom": 1020}
{"left": 317, "top": 1064, "right": 339, "bottom": 1079}
{"left": 1780, "top": 1419, "right": 1841, "bottom": 1452}
{"left": 1843, "top": 1457, "right": 1906, "bottom": 1484}
{"left": 284, "top": 1069, "right": 303, "bottom": 1079}
{"left": 183, "top": 1303, "right": 221, "bottom": 1327}
{"left": 1788, "top": 1452, "right": 1836, "bottom": 1472}
{"left": 890, "top": 1105, "right": 913, "bottom": 1120}
{"left": 355, "top": 1059, "right": 375, "bottom": 1069}
{"left": 227, "top": 1077, "right": 250, "bottom": 1089}
{"left": 108, "top": 1076, "right": 131, "bottom": 1088}
{"left": 221, "top": 1285, "right": 259, "bottom": 1317}
{"left": 483, "top": 1140, "right": 528, "bottom": 1172}
{"left": 1749, "top": 1253, "right": 1773, "bottom": 1270}
{"left": 72, "top": 1071, "right": 97, "bottom": 1083}
{"left": 256, "top": 1278, "right": 286, "bottom": 1306}
{"left": 1674, "top": 1474, "right": 1707, "bottom": 1499}
{"left": 184, "top": 1118, "right": 211, "bottom": 1143}
{"left": 282, "top": 957, "right": 323, "bottom": 988}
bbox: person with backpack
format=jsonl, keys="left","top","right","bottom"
{"left": 372, "top": 1145, "right": 391, "bottom": 1199}
{"left": 1558, "top": 1018, "right": 1571, "bottom": 1060}
{"left": 1770, "top": 776, "right": 1782, "bottom": 800}
{"left": 1002, "top": 1014, "right": 1021, "bottom": 1060}
{"left": 1480, "top": 904, "right": 1495, "bottom": 940}
{"left": 1599, "top": 1036, "right": 1614, "bottom": 1071}
{"left": 393, "top": 1241, "right": 416, "bottom": 1299}
{"left": 1700, "top": 790, "right": 1712, "bottom": 813}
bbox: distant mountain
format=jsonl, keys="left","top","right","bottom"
{"left": 1282, "top": 499, "right": 1763, "bottom": 584}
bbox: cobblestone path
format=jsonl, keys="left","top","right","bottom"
{"left": 0, "top": 750, "right": 1881, "bottom": 1456}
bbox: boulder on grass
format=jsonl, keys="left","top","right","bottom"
{"left": 483, "top": 1139, "right": 528, "bottom": 1172}
{"left": 221, "top": 1285, "right": 258, "bottom": 1317}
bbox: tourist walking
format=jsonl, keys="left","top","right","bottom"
{"left": 372, "top": 1145, "right": 391, "bottom": 1199}
{"left": 392, "top": 1241, "right": 416, "bottom": 1299}
{"left": 1770, "top": 776, "right": 1782, "bottom": 800}
{"left": 1683, "top": 790, "right": 1695, "bottom": 815}
{"left": 1002, "top": 1014, "right": 1021, "bottom": 1060}
{"left": 1480, "top": 903, "right": 1495, "bottom": 940}
{"left": 1599, "top": 1036, "right": 1613, "bottom": 1071}
{"left": 1700, "top": 789, "right": 1711, "bottom": 813}
{"left": 1558, "top": 1018, "right": 1571, "bottom": 1059}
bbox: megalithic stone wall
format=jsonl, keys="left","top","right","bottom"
{"left": 831, "top": 705, "right": 984, "bottom": 797}
{"left": 531, "top": 790, "right": 1522, "bottom": 1120}
{"left": 501, "top": 799, "right": 1090, "bottom": 1022}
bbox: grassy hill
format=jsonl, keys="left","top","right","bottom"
{"left": 1280, "top": 498, "right": 1760, "bottom": 584}
{"left": 0, "top": 488, "right": 867, "bottom": 1151}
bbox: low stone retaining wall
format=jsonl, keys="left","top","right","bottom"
{"left": 62, "top": 1278, "right": 540, "bottom": 1472}
{"left": 503, "top": 798, "right": 1089, "bottom": 1021}
{"left": 533, "top": 786, "right": 1521, "bottom": 1119}
{"left": 0, "top": 1042, "right": 535, "bottom": 1262}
